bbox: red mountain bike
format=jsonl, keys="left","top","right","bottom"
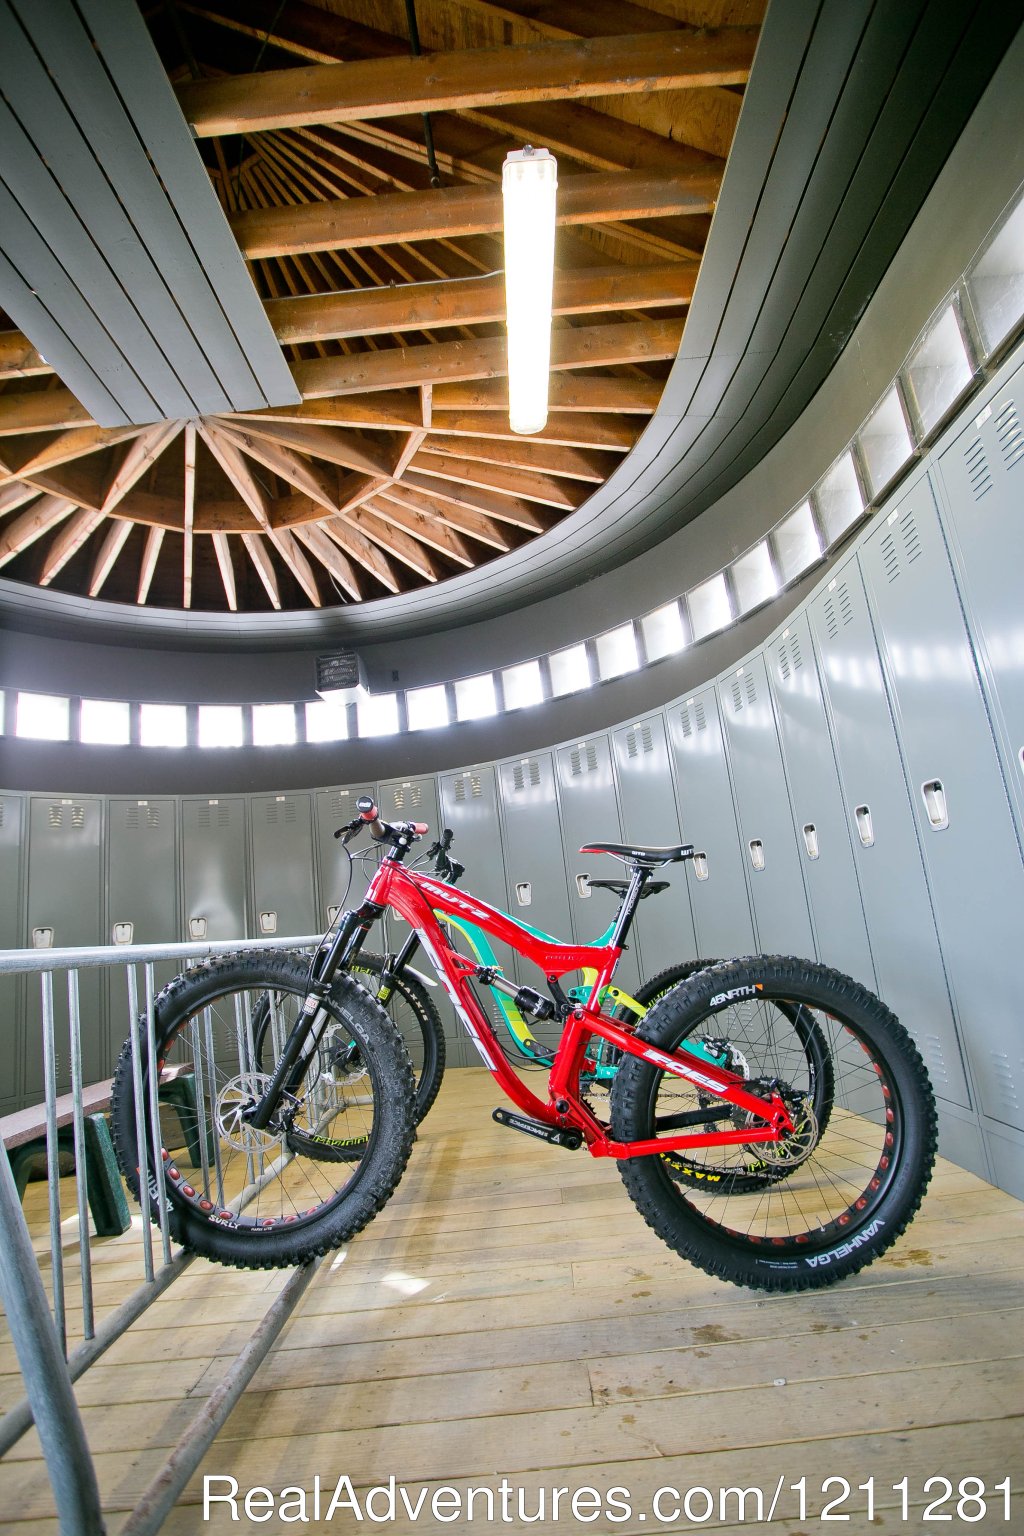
{"left": 114, "top": 799, "right": 936, "bottom": 1289}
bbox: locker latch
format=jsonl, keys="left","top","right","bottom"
{"left": 575, "top": 873, "right": 592, "bottom": 898}
{"left": 802, "top": 824, "right": 819, "bottom": 860}
{"left": 855, "top": 806, "right": 874, "bottom": 847}
{"left": 748, "top": 839, "right": 765, "bottom": 871}
{"left": 515, "top": 882, "right": 532, "bottom": 906}
{"left": 693, "top": 853, "right": 709, "bottom": 881}
{"left": 32, "top": 927, "right": 54, "bottom": 949}
{"left": 112, "top": 921, "right": 134, "bottom": 945}
{"left": 921, "top": 780, "right": 949, "bottom": 830}
{"left": 259, "top": 911, "right": 278, "bottom": 934}
{"left": 189, "top": 916, "right": 207, "bottom": 939}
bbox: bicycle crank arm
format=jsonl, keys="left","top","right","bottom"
{"left": 492, "top": 1107, "right": 583, "bottom": 1150}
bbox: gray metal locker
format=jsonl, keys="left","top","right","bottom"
{"left": 860, "top": 481, "right": 1024, "bottom": 1136}
{"left": 0, "top": 794, "right": 24, "bottom": 1109}
{"left": 765, "top": 618, "right": 876, "bottom": 984}
{"left": 611, "top": 714, "right": 698, "bottom": 974}
{"left": 250, "top": 793, "right": 317, "bottom": 938}
{"left": 497, "top": 753, "right": 573, "bottom": 1054}
{"left": 314, "top": 785, "right": 377, "bottom": 927}
{"left": 665, "top": 687, "right": 756, "bottom": 958}
{"left": 25, "top": 796, "right": 104, "bottom": 1098}
{"left": 181, "top": 797, "right": 248, "bottom": 942}
{"left": 106, "top": 798, "right": 179, "bottom": 1076}
{"left": 808, "top": 558, "right": 971, "bottom": 1110}
{"left": 554, "top": 734, "right": 639, "bottom": 992}
{"left": 717, "top": 655, "right": 815, "bottom": 956}
{"left": 934, "top": 362, "right": 1024, "bottom": 844}
{"left": 377, "top": 775, "right": 454, "bottom": 1042}
{"left": 438, "top": 764, "right": 514, "bottom": 1064}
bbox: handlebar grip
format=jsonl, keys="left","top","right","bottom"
{"left": 410, "top": 822, "right": 429, "bottom": 835}
{"left": 355, "top": 795, "right": 386, "bottom": 839}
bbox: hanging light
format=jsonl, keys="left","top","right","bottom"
{"left": 502, "top": 146, "right": 558, "bottom": 435}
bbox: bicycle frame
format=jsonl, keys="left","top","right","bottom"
{"left": 362, "top": 859, "right": 796, "bottom": 1160}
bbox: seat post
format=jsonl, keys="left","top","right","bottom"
{"left": 609, "top": 866, "right": 651, "bottom": 951}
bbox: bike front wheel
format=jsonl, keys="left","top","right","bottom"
{"left": 111, "top": 950, "right": 417, "bottom": 1269}
{"left": 610, "top": 956, "right": 936, "bottom": 1292}
{"left": 251, "top": 952, "right": 445, "bottom": 1125}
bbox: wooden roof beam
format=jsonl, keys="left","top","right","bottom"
{"left": 211, "top": 531, "right": 238, "bottom": 611}
{"left": 321, "top": 517, "right": 400, "bottom": 593}
{"left": 183, "top": 423, "right": 196, "bottom": 609}
{"left": 402, "top": 470, "right": 549, "bottom": 531}
{"left": 423, "top": 434, "right": 618, "bottom": 483}
{"left": 266, "top": 527, "right": 322, "bottom": 606}
{"left": 380, "top": 482, "right": 511, "bottom": 551}
{"left": 345, "top": 506, "right": 437, "bottom": 583}
{"left": 368, "top": 492, "right": 475, "bottom": 566}
{"left": 88, "top": 518, "right": 134, "bottom": 597}
{"left": 291, "top": 522, "right": 361, "bottom": 600}
{"left": 295, "top": 317, "right": 683, "bottom": 399}
{"left": 214, "top": 421, "right": 339, "bottom": 513}
{"left": 241, "top": 533, "right": 282, "bottom": 610}
{"left": 409, "top": 453, "right": 585, "bottom": 512}
{"left": 0, "top": 388, "right": 92, "bottom": 435}
{"left": 38, "top": 509, "right": 104, "bottom": 586}
{"left": 0, "top": 425, "right": 144, "bottom": 483}
{"left": 227, "top": 392, "right": 423, "bottom": 431}
{"left": 428, "top": 410, "right": 640, "bottom": 451}
{"left": 178, "top": 29, "right": 758, "bottom": 137}
{"left": 196, "top": 422, "right": 272, "bottom": 532}
{"left": 220, "top": 418, "right": 397, "bottom": 478}
{"left": 432, "top": 374, "right": 664, "bottom": 413}
{"left": 101, "top": 423, "right": 184, "bottom": 513}
{"left": 0, "top": 329, "right": 48, "bottom": 378}
{"left": 136, "top": 525, "right": 164, "bottom": 605}
{"left": 230, "top": 171, "right": 718, "bottom": 260}
{"left": 264, "top": 262, "right": 698, "bottom": 344}
{"left": 0, "top": 495, "right": 76, "bottom": 568}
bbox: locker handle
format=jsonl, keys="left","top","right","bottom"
{"left": 259, "top": 911, "right": 278, "bottom": 934}
{"left": 515, "top": 882, "right": 532, "bottom": 907}
{"left": 326, "top": 905, "right": 340, "bottom": 925}
{"left": 922, "top": 779, "right": 949, "bottom": 830}
{"left": 748, "top": 839, "right": 765, "bottom": 872}
{"left": 693, "top": 852, "right": 709, "bottom": 881}
{"left": 32, "top": 927, "right": 54, "bottom": 949}
{"left": 855, "top": 806, "right": 874, "bottom": 847}
{"left": 802, "top": 824, "right": 819, "bottom": 860}
{"left": 575, "top": 873, "right": 592, "bottom": 898}
{"left": 112, "top": 921, "right": 134, "bottom": 945}
{"left": 189, "top": 917, "right": 207, "bottom": 940}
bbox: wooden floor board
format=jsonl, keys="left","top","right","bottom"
{"left": 1, "top": 1068, "right": 1021, "bottom": 1530}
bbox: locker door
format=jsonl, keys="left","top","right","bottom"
{"left": 251, "top": 794, "right": 317, "bottom": 939}
{"left": 498, "top": 753, "right": 572, "bottom": 1053}
{"left": 861, "top": 482, "right": 1024, "bottom": 1135}
{"left": 377, "top": 776, "right": 453, "bottom": 1039}
{"left": 808, "top": 559, "right": 971, "bottom": 1109}
{"left": 718, "top": 655, "right": 815, "bottom": 956}
{"left": 765, "top": 619, "right": 876, "bottom": 984}
{"left": 26, "top": 796, "right": 103, "bottom": 1097}
{"left": 181, "top": 798, "right": 248, "bottom": 941}
{"left": 666, "top": 688, "right": 756, "bottom": 957}
{"left": 935, "top": 365, "right": 1024, "bottom": 842}
{"left": 0, "top": 794, "right": 24, "bottom": 1109}
{"left": 107, "top": 798, "right": 179, "bottom": 1073}
{"left": 611, "top": 715, "right": 698, "bottom": 974}
{"left": 438, "top": 765, "right": 514, "bottom": 1061}
{"left": 315, "top": 785, "right": 377, "bottom": 926}
{"left": 554, "top": 735, "right": 639, "bottom": 991}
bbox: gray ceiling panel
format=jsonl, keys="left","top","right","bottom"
{"left": 0, "top": 0, "right": 299, "bottom": 426}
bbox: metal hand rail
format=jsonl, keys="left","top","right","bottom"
{"left": 0, "top": 933, "right": 324, "bottom": 1534}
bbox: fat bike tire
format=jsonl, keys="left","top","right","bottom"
{"left": 111, "top": 950, "right": 417, "bottom": 1270}
{"left": 609, "top": 956, "right": 936, "bottom": 1292}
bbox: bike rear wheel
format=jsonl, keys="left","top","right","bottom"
{"left": 610, "top": 956, "right": 936, "bottom": 1291}
{"left": 111, "top": 951, "right": 417, "bottom": 1269}
{"left": 614, "top": 958, "right": 834, "bottom": 1192}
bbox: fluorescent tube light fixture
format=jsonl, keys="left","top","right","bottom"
{"left": 502, "top": 146, "right": 557, "bottom": 435}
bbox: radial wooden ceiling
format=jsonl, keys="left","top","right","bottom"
{"left": 0, "top": 0, "right": 764, "bottom": 614}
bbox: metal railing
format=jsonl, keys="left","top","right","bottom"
{"left": 0, "top": 934, "right": 323, "bottom": 1536}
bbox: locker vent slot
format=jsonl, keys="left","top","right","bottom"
{"left": 0, "top": 803, "right": 4, "bottom": 828}
{"left": 128, "top": 804, "right": 162, "bottom": 830}
{"left": 48, "top": 805, "right": 62, "bottom": 828}
{"left": 47, "top": 804, "right": 86, "bottom": 830}
{"left": 569, "top": 743, "right": 599, "bottom": 776}
{"left": 197, "top": 805, "right": 231, "bottom": 828}
{"left": 989, "top": 1050, "right": 1020, "bottom": 1126}
{"left": 625, "top": 723, "right": 654, "bottom": 758}
{"left": 880, "top": 531, "right": 900, "bottom": 583}
{"left": 392, "top": 784, "right": 424, "bottom": 810}
{"left": 511, "top": 760, "right": 542, "bottom": 792}
{"left": 694, "top": 700, "right": 706, "bottom": 730}
{"left": 776, "top": 631, "right": 805, "bottom": 682}
{"left": 454, "top": 773, "right": 482, "bottom": 802}
{"left": 962, "top": 436, "right": 992, "bottom": 499}
{"left": 679, "top": 706, "right": 693, "bottom": 738}
{"left": 264, "top": 802, "right": 297, "bottom": 824}
{"left": 996, "top": 400, "right": 1024, "bottom": 472}
{"left": 823, "top": 596, "right": 839, "bottom": 639}
{"left": 72, "top": 805, "right": 84, "bottom": 830}
{"left": 901, "top": 509, "right": 922, "bottom": 565}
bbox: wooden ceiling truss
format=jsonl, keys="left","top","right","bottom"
{"left": 0, "top": 0, "right": 764, "bottom": 613}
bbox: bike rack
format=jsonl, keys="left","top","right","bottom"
{"left": 0, "top": 933, "right": 323, "bottom": 1535}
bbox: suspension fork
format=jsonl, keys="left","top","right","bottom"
{"left": 245, "top": 901, "right": 381, "bottom": 1132}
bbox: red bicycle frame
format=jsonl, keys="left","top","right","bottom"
{"left": 364, "top": 858, "right": 795, "bottom": 1160}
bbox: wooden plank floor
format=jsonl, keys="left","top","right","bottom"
{"left": 1, "top": 1067, "right": 1022, "bottom": 1534}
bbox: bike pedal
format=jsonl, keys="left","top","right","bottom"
{"left": 492, "top": 1106, "right": 582, "bottom": 1150}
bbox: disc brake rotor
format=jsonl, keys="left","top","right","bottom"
{"left": 216, "top": 1073, "right": 286, "bottom": 1155}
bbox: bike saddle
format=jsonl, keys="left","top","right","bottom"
{"left": 588, "top": 878, "right": 670, "bottom": 899}
{"left": 580, "top": 841, "right": 695, "bottom": 867}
